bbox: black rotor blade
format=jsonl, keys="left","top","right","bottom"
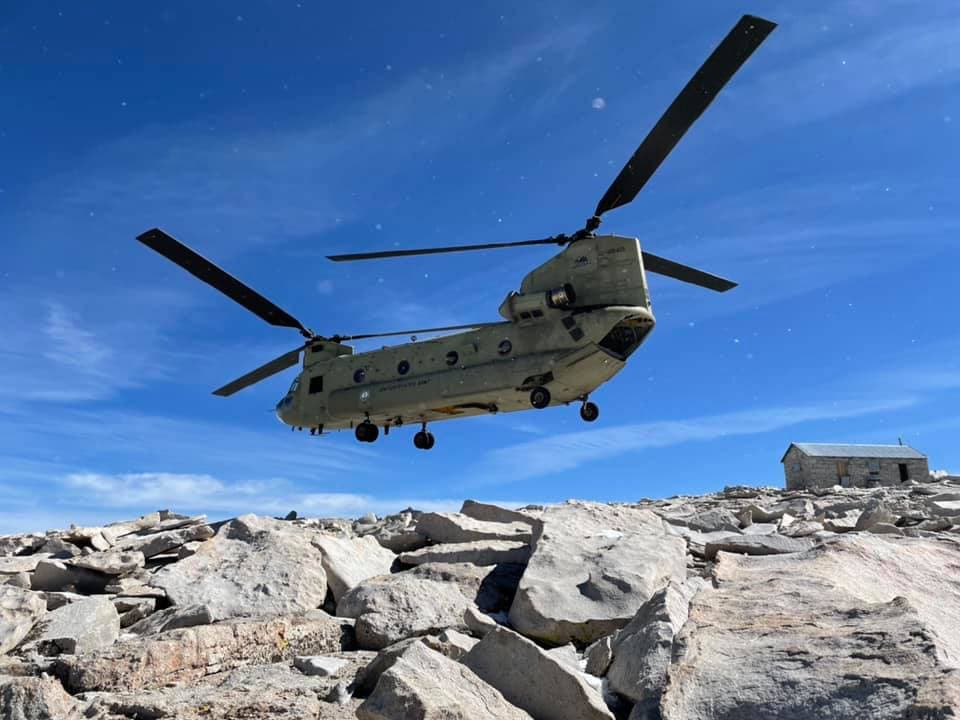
{"left": 213, "top": 346, "right": 304, "bottom": 397}
{"left": 594, "top": 15, "right": 777, "bottom": 218}
{"left": 138, "top": 228, "right": 312, "bottom": 337}
{"left": 327, "top": 237, "right": 563, "bottom": 262}
{"left": 333, "top": 321, "right": 506, "bottom": 342}
{"left": 641, "top": 251, "right": 737, "bottom": 292}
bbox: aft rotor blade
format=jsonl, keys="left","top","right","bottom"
{"left": 642, "top": 251, "right": 737, "bottom": 292}
{"left": 327, "top": 237, "right": 563, "bottom": 262}
{"left": 594, "top": 15, "right": 777, "bottom": 218}
{"left": 138, "top": 228, "right": 313, "bottom": 337}
{"left": 333, "top": 322, "right": 506, "bottom": 341}
{"left": 213, "top": 346, "right": 303, "bottom": 397}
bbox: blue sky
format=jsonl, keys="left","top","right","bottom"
{"left": 2, "top": 1, "right": 958, "bottom": 533}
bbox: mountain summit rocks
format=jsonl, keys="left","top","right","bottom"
{"left": 1, "top": 480, "right": 960, "bottom": 718}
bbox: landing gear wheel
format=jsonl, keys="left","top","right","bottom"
{"left": 414, "top": 430, "right": 435, "bottom": 450}
{"left": 355, "top": 422, "right": 379, "bottom": 443}
{"left": 530, "top": 386, "right": 551, "bottom": 409}
{"left": 580, "top": 401, "right": 599, "bottom": 422}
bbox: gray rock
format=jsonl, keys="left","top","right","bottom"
{"left": 68, "top": 549, "right": 144, "bottom": 576}
{"left": 406, "top": 562, "right": 524, "bottom": 613}
{"left": 422, "top": 628, "right": 478, "bottom": 660}
{"left": 100, "top": 512, "right": 162, "bottom": 542}
{"left": 127, "top": 604, "right": 214, "bottom": 636}
{"left": 1, "top": 573, "right": 30, "bottom": 590}
{"left": 463, "top": 625, "right": 613, "bottom": 720}
{"left": 338, "top": 575, "right": 471, "bottom": 650}
{"left": 741, "top": 522, "right": 779, "bottom": 535}
{"left": 149, "top": 515, "right": 327, "bottom": 621}
{"left": 0, "top": 587, "right": 46, "bottom": 656}
{"left": 30, "top": 560, "right": 111, "bottom": 594}
{"left": 509, "top": 502, "right": 686, "bottom": 644}
{"left": 0, "top": 556, "right": 49, "bottom": 574}
{"left": 416, "top": 512, "right": 533, "bottom": 544}
{"left": 117, "top": 523, "right": 214, "bottom": 559}
{"left": 660, "top": 538, "right": 960, "bottom": 720}
{"left": 358, "top": 641, "right": 531, "bottom": 720}
{"left": 460, "top": 500, "right": 535, "bottom": 526}
{"left": 368, "top": 512, "right": 429, "bottom": 553}
{"left": 42, "top": 591, "right": 87, "bottom": 611}
{"left": 673, "top": 508, "right": 742, "bottom": 533}
{"left": 0, "top": 534, "right": 45, "bottom": 557}
{"left": 35, "top": 597, "right": 119, "bottom": 655}
{"left": 0, "top": 676, "right": 90, "bottom": 719}
{"left": 103, "top": 577, "right": 166, "bottom": 598}
{"left": 607, "top": 579, "right": 704, "bottom": 709}
{"left": 352, "top": 637, "right": 422, "bottom": 696}
{"left": 463, "top": 607, "right": 499, "bottom": 638}
{"left": 928, "top": 500, "right": 960, "bottom": 518}
{"left": 37, "top": 536, "right": 81, "bottom": 559}
{"left": 85, "top": 660, "right": 360, "bottom": 719}
{"left": 56, "top": 611, "right": 352, "bottom": 692}
{"left": 704, "top": 534, "right": 814, "bottom": 561}
{"left": 855, "top": 500, "right": 898, "bottom": 531}
{"left": 583, "top": 635, "right": 613, "bottom": 676}
{"left": 295, "top": 654, "right": 350, "bottom": 677}
{"left": 399, "top": 540, "right": 530, "bottom": 567}
{"left": 781, "top": 520, "right": 824, "bottom": 537}
{"left": 868, "top": 523, "right": 904, "bottom": 535}
{"left": 113, "top": 597, "right": 156, "bottom": 629}
{"left": 312, "top": 535, "right": 395, "bottom": 603}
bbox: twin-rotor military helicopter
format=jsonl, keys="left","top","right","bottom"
{"left": 138, "top": 15, "right": 776, "bottom": 450}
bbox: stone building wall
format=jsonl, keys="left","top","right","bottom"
{"left": 783, "top": 446, "right": 930, "bottom": 490}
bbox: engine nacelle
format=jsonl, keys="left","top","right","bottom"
{"left": 498, "top": 283, "right": 576, "bottom": 322}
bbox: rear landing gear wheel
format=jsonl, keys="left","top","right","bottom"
{"left": 580, "top": 401, "right": 599, "bottom": 422}
{"left": 355, "top": 422, "right": 379, "bottom": 443}
{"left": 530, "top": 386, "right": 551, "bottom": 409}
{"left": 413, "top": 430, "right": 435, "bottom": 450}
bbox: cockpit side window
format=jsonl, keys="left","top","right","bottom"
{"left": 288, "top": 378, "right": 300, "bottom": 395}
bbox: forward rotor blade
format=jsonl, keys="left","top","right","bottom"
{"left": 138, "top": 228, "right": 313, "bottom": 337}
{"left": 641, "top": 251, "right": 737, "bottom": 292}
{"left": 333, "top": 322, "right": 506, "bottom": 342}
{"left": 327, "top": 237, "right": 563, "bottom": 262}
{"left": 594, "top": 15, "right": 776, "bottom": 218}
{"left": 213, "top": 346, "right": 303, "bottom": 397}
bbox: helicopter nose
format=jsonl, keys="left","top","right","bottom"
{"left": 275, "top": 395, "right": 293, "bottom": 424}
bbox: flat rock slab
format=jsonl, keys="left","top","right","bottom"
{"left": 294, "top": 654, "right": 350, "bottom": 677}
{"left": 509, "top": 502, "right": 686, "bottom": 644}
{"left": 55, "top": 611, "right": 351, "bottom": 692}
{"left": 416, "top": 512, "right": 533, "bottom": 544}
{"left": 69, "top": 550, "right": 145, "bottom": 575}
{"left": 463, "top": 625, "right": 613, "bottom": 720}
{"left": 127, "top": 603, "right": 214, "bottom": 636}
{"left": 30, "top": 559, "right": 112, "bottom": 594}
{"left": 117, "top": 523, "right": 214, "bottom": 559}
{"left": 35, "top": 597, "right": 120, "bottom": 656}
{"left": 358, "top": 641, "right": 531, "bottom": 720}
{"left": 88, "top": 661, "right": 360, "bottom": 720}
{"left": 704, "top": 534, "right": 814, "bottom": 560}
{"left": 150, "top": 514, "right": 327, "bottom": 621}
{"left": 311, "top": 535, "right": 395, "bottom": 604}
{"left": 460, "top": 500, "right": 535, "bottom": 526}
{"left": 406, "top": 562, "right": 524, "bottom": 613}
{"left": 338, "top": 574, "right": 472, "bottom": 650}
{"left": 400, "top": 540, "right": 530, "bottom": 567}
{"left": 660, "top": 540, "right": 960, "bottom": 719}
{"left": 0, "top": 586, "right": 46, "bottom": 656}
{"left": 0, "top": 555, "right": 51, "bottom": 574}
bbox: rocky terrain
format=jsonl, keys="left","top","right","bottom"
{"left": 2, "top": 479, "right": 960, "bottom": 719}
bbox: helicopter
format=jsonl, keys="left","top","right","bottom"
{"left": 138, "top": 14, "right": 776, "bottom": 450}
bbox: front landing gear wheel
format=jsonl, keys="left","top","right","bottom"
{"left": 530, "top": 386, "right": 551, "bottom": 409}
{"left": 413, "top": 431, "right": 435, "bottom": 450}
{"left": 355, "top": 422, "right": 379, "bottom": 443}
{"left": 580, "top": 401, "right": 599, "bottom": 422}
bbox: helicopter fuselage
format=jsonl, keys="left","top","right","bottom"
{"left": 275, "top": 234, "right": 656, "bottom": 433}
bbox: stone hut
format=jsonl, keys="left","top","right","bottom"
{"left": 781, "top": 443, "right": 929, "bottom": 490}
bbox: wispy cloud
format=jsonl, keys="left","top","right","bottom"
{"left": 470, "top": 396, "right": 917, "bottom": 484}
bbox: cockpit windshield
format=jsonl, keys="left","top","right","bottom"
{"left": 287, "top": 378, "right": 300, "bottom": 395}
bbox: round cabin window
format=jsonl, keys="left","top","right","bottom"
{"left": 397, "top": 360, "right": 410, "bottom": 375}
{"left": 498, "top": 339, "right": 513, "bottom": 356}
{"left": 353, "top": 368, "right": 366, "bottom": 383}
{"left": 445, "top": 351, "right": 459, "bottom": 366}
